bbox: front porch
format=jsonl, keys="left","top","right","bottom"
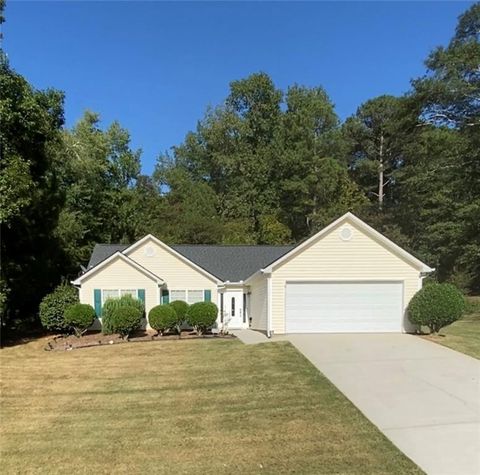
{"left": 217, "top": 282, "right": 251, "bottom": 330}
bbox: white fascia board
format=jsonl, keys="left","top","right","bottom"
{"left": 122, "top": 234, "right": 222, "bottom": 283}
{"left": 243, "top": 270, "right": 262, "bottom": 284}
{"left": 262, "top": 212, "right": 434, "bottom": 273}
{"left": 217, "top": 282, "right": 245, "bottom": 290}
{"left": 243, "top": 268, "right": 272, "bottom": 284}
{"left": 72, "top": 252, "right": 164, "bottom": 285}
{"left": 348, "top": 214, "right": 435, "bottom": 272}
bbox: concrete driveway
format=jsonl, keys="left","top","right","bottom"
{"left": 281, "top": 334, "right": 480, "bottom": 475}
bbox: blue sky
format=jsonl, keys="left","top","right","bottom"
{"left": 4, "top": 1, "right": 474, "bottom": 175}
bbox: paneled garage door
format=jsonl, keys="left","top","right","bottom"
{"left": 285, "top": 281, "right": 403, "bottom": 333}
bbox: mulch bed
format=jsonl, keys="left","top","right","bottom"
{"left": 45, "top": 330, "right": 235, "bottom": 351}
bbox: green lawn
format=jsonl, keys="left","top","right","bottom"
{"left": 1, "top": 338, "right": 421, "bottom": 474}
{"left": 425, "top": 297, "right": 480, "bottom": 359}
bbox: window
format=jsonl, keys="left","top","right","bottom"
{"left": 170, "top": 289, "right": 205, "bottom": 304}
{"left": 170, "top": 290, "right": 187, "bottom": 302}
{"left": 120, "top": 289, "right": 137, "bottom": 298}
{"left": 188, "top": 290, "right": 204, "bottom": 304}
{"left": 231, "top": 297, "right": 235, "bottom": 316}
{"left": 103, "top": 289, "right": 139, "bottom": 304}
{"left": 102, "top": 289, "right": 119, "bottom": 303}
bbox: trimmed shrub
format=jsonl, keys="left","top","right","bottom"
{"left": 64, "top": 303, "right": 96, "bottom": 337}
{"left": 39, "top": 284, "right": 79, "bottom": 332}
{"left": 408, "top": 283, "right": 466, "bottom": 333}
{"left": 169, "top": 300, "right": 190, "bottom": 333}
{"left": 148, "top": 305, "right": 177, "bottom": 335}
{"left": 169, "top": 300, "right": 189, "bottom": 320}
{"left": 102, "top": 295, "right": 144, "bottom": 334}
{"left": 186, "top": 301, "right": 218, "bottom": 335}
{"left": 105, "top": 306, "right": 142, "bottom": 338}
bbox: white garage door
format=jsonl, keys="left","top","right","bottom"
{"left": 285, "top": 281, "right": 403, "bottom": 333}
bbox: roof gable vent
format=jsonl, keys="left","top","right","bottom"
{"left": 340, "top": 226, "right": 353, "bottom": 241}
{"left": 144, "top": 246, "right": 156, "bottom": 257}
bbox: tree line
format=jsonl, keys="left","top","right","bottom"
{"left": 1, "top": 3, "right": 479, "bottom": 334}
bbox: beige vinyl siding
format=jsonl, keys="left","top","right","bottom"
{"left": 79, "top": 257, "right": 159, "bottom": 328}
{"left": 270, "top": 220, "right": 421, "bottom": 334}
{"left": 249, "top": 273, "right": 268, "bottom": 331}
{"left": 126, "top": 238, "right": 218, "bottom": 305}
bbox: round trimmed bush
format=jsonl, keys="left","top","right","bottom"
{"left": 169, "top": 300, "right": 189, "bottom": 333}
{"left": 102, "top": 295, "right": 144, "bottom": 334}
{"left": 148, "top": 305, "right": 177, "bottom": 335}
{"left": 408, "top": 283, "right": 465, "bottom": 334}
{"left": 169, "top": 300, "right": 189, "bottom": 320}
{"left": 186, "top": 301, "right": 218, "bottom": 335}
{"left": 104, "top": 306, "right": 142, "bottom": 338}
{"left": 64, "top": 303, "right": 96, "bottom": 337}
{"left": 39, "top": 284, "right": 79, "bottom": 333}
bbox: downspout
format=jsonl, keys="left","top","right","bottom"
{"left": 267, "top": 274, "right": 272, "bottom": 338}
{"left": 419, "top": 269, "right": 435, "bottom": 289}
{"left": 419, "top": 274, "right": 427, "bottom": 290}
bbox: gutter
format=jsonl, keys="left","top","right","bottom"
{"left": 217, "top": 280, "right": 244, "bottom": 290}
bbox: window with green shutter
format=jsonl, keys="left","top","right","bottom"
{"left": 161, "top": 289, "right": 169, "bottom": 304}
{"left": 204, "top": 289, "right": 211, "bottom": 302}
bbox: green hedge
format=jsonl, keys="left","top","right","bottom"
{"left": 169, "top": 300, "right": 189, "bottom": 320}
{"left": 102, "top": 295, "right": 144, "bottom": 334}
{"left": 105, "top": 306, "right": 142, "bottom": 338}
{"left": 169, "top": 300, "right": 189, "bottom": 333}
{"left": 186, "top": 301, "right": 218, "bottom": 335}
{"left": 39, "top": 284, "right": 79, "bottom": 333}
{"left": 408, "top": 283, "right": 465, "bottom": 333}
{"left": 64, "top": 303, "right": 96, "bottom": 337}
{"left": 148, "top": 305, "right": 177, "bottom": 335}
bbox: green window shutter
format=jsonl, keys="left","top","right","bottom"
{"left": 137, "top": 289, "right": 145, "bottom": 304}
{"left": 204, "top": 289, "right": 211, "bottom": 302}
{"left": 94, "top": 289, "right": 102, "bottom": 317}
{"left": 161, "top": 289, "right": 169, "bottom": 304}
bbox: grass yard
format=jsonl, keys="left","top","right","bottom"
{"left": 424, "top": 297, "right": 480, "bottom": 359}
{"left": 1, "top": 338, "right": 421, "bottom": 474}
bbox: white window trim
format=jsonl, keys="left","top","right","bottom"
{"left": 101, "top": 289, "right": 141, "bottom": 304}
{"left": 170, "top": 289, "right": 187, "bottom": 302}
{"left": 169, "top": 289, "right": 207, "bottom": 304}
{"left": 187, "top": 289, "right": 204, "bottom": 304}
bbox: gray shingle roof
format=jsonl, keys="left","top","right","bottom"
{"left": 88, "top": 244, "right": 128, "bottom": 268}
{"left": 87, "top": 243, "right": 294, "bottom": 281}
{"left": 172, "top": 245, "right": 294, "bottom": 281}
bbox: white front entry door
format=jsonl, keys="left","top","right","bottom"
{"left": 222, "top": 289, "right": 247, "bottom": 329}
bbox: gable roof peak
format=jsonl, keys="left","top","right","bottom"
{"left": 260, "top": 212, "right": 433, "bottom": 274}
{"left": 73, "top": 251, "right": 164, "bottom": 285}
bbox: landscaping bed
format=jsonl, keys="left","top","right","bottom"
{"left": 46, "top": 329, "right": 234, "bottom": 351}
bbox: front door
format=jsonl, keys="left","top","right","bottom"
{"left": 221, "top": 289, "right": 246, "bottom": 329}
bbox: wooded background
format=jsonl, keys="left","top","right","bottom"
{"left": 1, "top": 3, "right": 479, "bottom": 333}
